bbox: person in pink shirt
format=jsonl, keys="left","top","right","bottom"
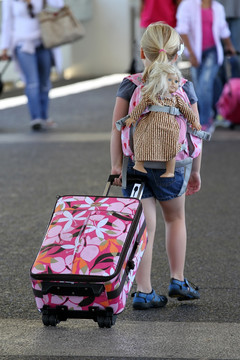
{"left": 176, "top": 0, "right": 235, "bottom": 132}
{"left": 132, "top": 0, "right": 182, "bottom": 73}
{"left": 140, "top": 0, "right": 181, "bottom": 28}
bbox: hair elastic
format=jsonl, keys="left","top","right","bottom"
{"left": 159, "top": 49, "right": 166, "bottom": 53}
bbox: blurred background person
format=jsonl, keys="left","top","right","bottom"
{"left": 176, "top": 0, "right": 236, "bottom": 132}
{"left": 0, "top": 0, "right": 64, "bottom": 131}
{"left": 131, "top": 0, "right": 182, "bottom": 74}
{"left": 213, "top": 0, "right": 240, "bottom": 123}
{"left": 217, "top": 0, "right": 240, "bottom": 53}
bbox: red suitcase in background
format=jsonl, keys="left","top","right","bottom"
{"left": 30, "top": 175, "right": 147, "bottom": 328}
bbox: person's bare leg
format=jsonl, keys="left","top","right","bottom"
{"left": 161, "top": 158, "right": 176, "bottom": 178}
{"left": 135, "top": 197, "right": 156, "bottom": 292}
{"left": 160, "top": 194, "right": 186, "bottom": 281}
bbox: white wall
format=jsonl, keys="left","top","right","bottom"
{"left": 63, "top": 0, "right": 132, "bottom": 78}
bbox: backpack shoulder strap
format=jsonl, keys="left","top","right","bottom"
{"left": 127, "top": 74, "right": 145, "bottom": 114}
{"left": 125, "top": 73, "right": 144, "bottom": 87}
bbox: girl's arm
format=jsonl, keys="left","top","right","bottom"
{"left": 110, "top": 97, "right": 129, "bottom": 185}
{"left": 186, "top": 102, "right": 202, "bottom": 195}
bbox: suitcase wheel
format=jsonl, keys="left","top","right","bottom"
{"left": 97, "top": 314, "right": 116, "bottom": 328}
{"left": 42, "top": 314, "right": 59, "bottom": 327}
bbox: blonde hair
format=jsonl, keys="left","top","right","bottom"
{"left": 142, "top": 63, "right": 182, "bottom": 103}
{"left": 141, "top": 21, "right": 183, "bottom": 82}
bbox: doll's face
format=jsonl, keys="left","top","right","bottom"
{"left": 167, "top": 73, "right": 180, "bottom": 93}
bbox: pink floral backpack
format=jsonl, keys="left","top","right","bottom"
{"left": 116, "top": 73, "right": 211, "bottom": 193}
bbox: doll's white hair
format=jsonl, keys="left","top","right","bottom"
{"left": 142, "top": 63, "right": 182, "bottom": 103}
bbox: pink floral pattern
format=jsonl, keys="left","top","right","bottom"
{"left": 31, "top": 195, "right": 147, "bottom": 314}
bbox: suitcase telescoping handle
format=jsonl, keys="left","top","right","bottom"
{"left": 103, "top": 174, "right": 145, "bottom": 200}
{"left": 223, "top": 51, "right": 240, "bottom": 80}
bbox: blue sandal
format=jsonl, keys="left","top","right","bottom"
{"left": 168, "top": 278, "right": 200, "bottom": 301}
{"left": 132, "top": 289, "right": 168, "bottom": 310}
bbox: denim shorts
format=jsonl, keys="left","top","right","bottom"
{"left": 122, "top": 160, "right": 185, "bottom": 201}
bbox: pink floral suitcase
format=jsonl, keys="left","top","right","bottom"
{"left": 30, "top": 176, "right": 147, "bottom": 328}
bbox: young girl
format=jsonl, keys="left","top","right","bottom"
{"left": 125, "top": 63, "right": 201, "bottom": 177}
{"left": 111, "top": 22, "right": 201, "bottom": 310}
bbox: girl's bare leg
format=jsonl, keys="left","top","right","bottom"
{"left": 135, "top": 197, "right": 156, "bottom": 292}
{"left": 161, "top": 158, "right": 176, "bottom": 178}
{"left": 160, "top": 194, "right": 186, "bottom": 281}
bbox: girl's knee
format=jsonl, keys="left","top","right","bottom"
{"left": 160, "top": 198, "right": 185, "bottom": 223}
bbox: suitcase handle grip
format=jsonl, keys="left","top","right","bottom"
{"left": 107, "top": 174, "right": 146, "bottom": 184}
{"left": 107, "top": 174, "right": 120, "bottom": 184}
{"left": 103, "top": 175, "right": 120, "bottom": 196}
{"left": 104, "top": 174, "right": 145, "bottom": 199}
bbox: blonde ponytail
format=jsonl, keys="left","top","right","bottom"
{"left": 141, "top": 21, "right": 182, "bottom": 82}
{"left": 140, "top": 22, "right": 183, "bottom": 102}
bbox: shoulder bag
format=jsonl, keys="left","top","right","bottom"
{"left": 38, "top": 1, "right": 85, "bottom": 49}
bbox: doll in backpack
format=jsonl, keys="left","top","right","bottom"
{"left": 125, "top": 63, "right": 201, "bottom": 177}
